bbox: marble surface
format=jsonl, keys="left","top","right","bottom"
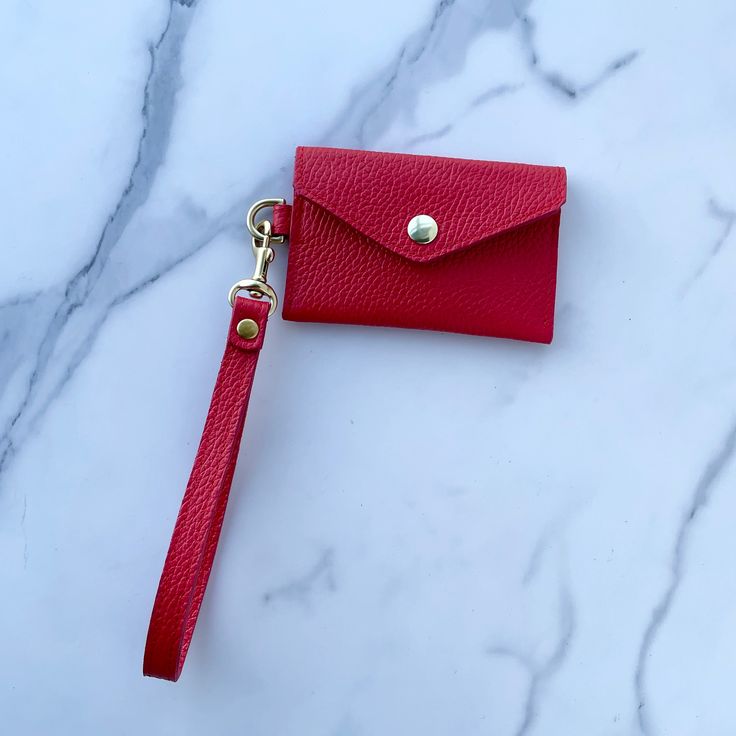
{"left": 1, "top": 0, "right": 735, "bottom": 733}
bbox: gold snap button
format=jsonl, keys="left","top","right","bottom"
{"left": 236, "top": 318, "right": 259, "bottom": 339}
{"left": 407, "top": 214, "right": 438, "bottom": 244}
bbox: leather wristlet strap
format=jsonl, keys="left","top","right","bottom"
{"left": 143, "top": 297, "right": 270, "bottom": 681}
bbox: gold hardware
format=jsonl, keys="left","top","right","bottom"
{"left": 407, "top": 214, "right": 438, "bottom": 244}
{"left": 229, "top": 199, "right": 288, "bottom": 317}
{"left": 246, "top": 198, "right": 285, "bottom": 244}
{"left": 236, "top": 318, "right": 259, "bottom": 339}
{"left": 228, "top": 279, "right": 278, "bottom": 315}
{"left": 250, "top": 220, "right": 274, "bottom": 285}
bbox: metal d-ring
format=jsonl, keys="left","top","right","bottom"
{"left": 246, "top": 198, "right": 285, "bottom": 243}
{"left": 227, "top": 279, "right": 278, "bottom": 316}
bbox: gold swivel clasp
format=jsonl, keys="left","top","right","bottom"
{"left": 228, "top": 198, "right": 286, "bottom": 316}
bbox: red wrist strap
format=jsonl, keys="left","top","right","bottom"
{"left": 143, "top": 297, "right": 269, "bottom": 681}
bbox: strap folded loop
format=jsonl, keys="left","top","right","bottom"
{"left": 143, "top": 296, "right": 269, "bottom": 681}
{"left": 272, "top": 203, "right": 292, "bottom": 237}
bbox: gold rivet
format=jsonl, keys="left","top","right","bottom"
{"left": 236, "top": 318, "right": 259, "bottom": 339}
{"left": 407, "top": 214, "right": 438, "bottom": 244}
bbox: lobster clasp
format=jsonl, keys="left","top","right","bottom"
{"left": 251, "top": 220, "right": 274, "bottom": 285}
{"left": 228, "top": 198, "right": 286, "bottom": 316}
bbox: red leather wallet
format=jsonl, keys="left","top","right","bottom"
{"left": 143, "top": 147, "right": 567, "bottom": 681}
{"left": 282, "top": 147, "right": 566, "bottom": 342}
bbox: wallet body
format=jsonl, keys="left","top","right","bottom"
{"left": 282, "top": 146, "right": 566, "bottom": 343}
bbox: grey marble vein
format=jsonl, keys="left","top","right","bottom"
{"left": 682, "top": 198, "right": 736, "bottom": 293}
{"left": 404, "top": 83, "right": 522, "bottom": 149}
{"left": 323, "top": 0, "right": 533, "bottom": 150}
{"left": 706, "top": 199, "right": 736, "bottom": 260}
{"left": 488, "top": 583, "right": 576, "bottom": 736}
{"left": 0, "top": 0, "right": 200, "bottom": 475}
{"left": 522, "top": 502, "right": 582, "bottom": 585}
{"left": 262, "top": 548, "right": 336, "bottom": 608}
{"left": 634, "top": 418, "right": 736, "bottom": 735}
{"left": 514, "top": 4, "right": 639, "bottom": 99}
{"left": 471, "top": 82, "right": 523, "bottom": 108}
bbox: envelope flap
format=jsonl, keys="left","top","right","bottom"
{"left": 294, "top": 146, "right": 566, "bottom": 263}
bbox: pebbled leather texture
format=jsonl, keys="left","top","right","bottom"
{"left": 143, "top": 297, "right": 269, "bottom": 682}
{"left": 282, "top": 146, "right": 566, "bottom": 343}
{"left": 272, "top": 203, "right": 292, "bottom": 237}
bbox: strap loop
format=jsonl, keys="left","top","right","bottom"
{"left": 143, "top": 297, "right": 270, "bottom": 681}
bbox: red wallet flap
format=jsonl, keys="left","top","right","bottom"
{"left": 293, "top": 146, "right": 566, "bottom": 264}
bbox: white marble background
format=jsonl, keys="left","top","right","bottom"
{"left": 1, "top": 0, "right": 735, "bottom": 733}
